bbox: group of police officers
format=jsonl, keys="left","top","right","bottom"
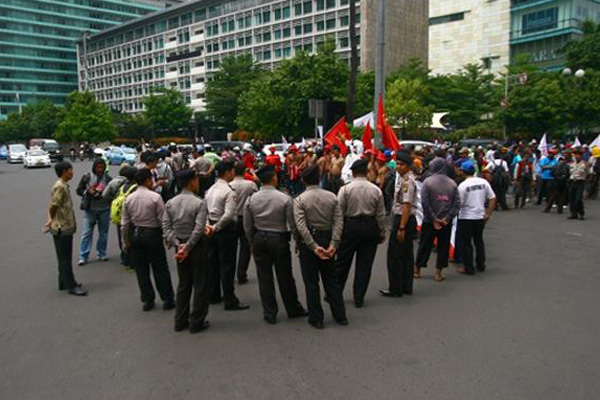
{"left": 118, "top": 152, "right": 419, "bottom": 332}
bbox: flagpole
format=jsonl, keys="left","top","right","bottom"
{"left": 373, "top": 0, "right": 386, "bottom": 149}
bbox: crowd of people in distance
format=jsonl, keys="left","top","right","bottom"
{"left": 43, "top": 137, "right": 599, "bottom": 332}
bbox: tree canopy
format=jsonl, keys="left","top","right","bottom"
{"left": 54, "top": 91, "right": 116, "bottom": 143}
{"left": 142, "top": 87, "right": 193, "bottom": 136}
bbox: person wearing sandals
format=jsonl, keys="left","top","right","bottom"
{"left": 414, "top": 158, "right": 461, "bottom": 282}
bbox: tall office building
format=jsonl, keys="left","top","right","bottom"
{"left": 429, "top": 0, "right": 600, "bottom": 76}
{"left": 76, "top": 0, "right": 429, "bottom": 114}
{"left": 0, "top": 0, "right": 169, "bottom": 118}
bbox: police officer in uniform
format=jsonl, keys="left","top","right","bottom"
{"left": 244, "top": 165, "right": 307, "bottom": 324}
{"left": 163, "top": 170, "right": 211, "bottom": 333}
{"left": 381, "top": 152, "right": 418, "bottom": 297}
{"left": 205, "top": 161, "right": 249, "bottom": 310}
{"left": 230, "top": 161, "right": 258, "bottom": 284}
{"left": 122, "top": 168, "right": 175, "bottom": 311}
{"left": 294, "top": 165, "right": 347, "bottom": 329}
{"left": 335, "top": 158, "right": 386, "bottom": 308}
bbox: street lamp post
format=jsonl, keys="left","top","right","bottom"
{"left": 562, "top": 67, "right": 585, "bottom": 139}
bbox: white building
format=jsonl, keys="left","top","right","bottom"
{"left": 428, "top": 0, "right": 510, "bottom": 76}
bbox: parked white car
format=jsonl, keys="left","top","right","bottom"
{"left": 23, "top": 149, "right": 51, "bottom": 168}
{"left": 7, "top": 144, "right": 27, "bottom": 163}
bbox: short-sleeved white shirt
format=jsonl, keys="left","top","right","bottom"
{"left": 458, "top": 177, "right": 496, "bottom": 220}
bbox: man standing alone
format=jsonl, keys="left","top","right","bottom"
{"left": 44, "top": 161, "right": 88, "bottom": 296}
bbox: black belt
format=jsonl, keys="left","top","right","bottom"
{"left": 256, "top": 230, "right": 288, "bottom": 237}
{"left": 345, "top": 215, "right": 376, "bottom": 221}
{"left": 308, "top": 227, "right": 332, "bottom": 235}
{"left": 134, "top": 226, "right": 161, "bottom": 232}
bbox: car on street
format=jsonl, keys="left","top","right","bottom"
{"left": 23, "top": 149, "right": 51, "bottom": 168}
{"left": 7, "top": 144, "right": 27, "bottom": 163}
{"left": 458, "top": 138, "right": 500, "bottom": 149}
{"left": 0, "top": 145, "right": 7, "bottom": 160}
{"left": 209, "top": 141, "right": 253, "bottom": 154}
{"left": 399, "top": 140, "right": 438, "bottom": 149}
{"left": 29, "top": 139, "right": 63, "bottom": 162}
{"left": 104, "top": 146, "right": 137, "bottom": 165}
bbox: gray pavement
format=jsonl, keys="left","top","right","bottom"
{"left": 0, "top": 161, "right": 599, "bottom": 400}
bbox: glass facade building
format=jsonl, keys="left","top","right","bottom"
{"left": 0, "top": 0, "right": 167, "bottom": 119}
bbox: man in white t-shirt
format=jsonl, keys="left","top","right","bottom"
{"left": 456, "top": 160, "right": 497, "bottom": 275}
{"left": 485, "top": 151, "right": 510, "bottom": 210}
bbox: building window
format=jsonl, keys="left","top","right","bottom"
{"left": 303, "top": 1, "right": 313, "bottom": 14}
{"left": 263, "top": 50, "right": 271, "bottom": 60}
{"left": 304, "top": 23, "right": 313, "bottom": 33}
{"left": 339, "top": 16, "right": 349, "bottom": 26}
{"left": 275, "top": 8, "right": 282, "bottom": 20}
{"left": 316, "top": 0, "right": 325, "bottom": 11}
{"left": 283, "top": 6, "right": 291, "bottom": 19}
{"left": 263, "top": 11, "right": 271, "bottom": 23}
{"left": 295, "top": 4, "right": 302, "bottom": 16}
{"left": 195, "top": 9, "right": 206, "bottom": 22}
{"left": 274, "top": 29, "right": 282, "bottom": 39}
{"left": 429, "top": 12, "right": 465, "bottom": 26}
{"left": 522, "top": 7, "right": 558, "bottom": 35}
{"left": 317, "top": 20, "right": 325, "bottom": 31}
{"left": 295, "top": 25, "right": 303, "bottom": 35}
{"left": 283, "top": 27, "right": 291, "bottom": 38}
{"left": 326, "top": 0, "right": 336, "bottom": 9}
{"left": 327, "top": 18, "right": 336, "bottom": 29}
{"left": 339, "top": 37, "right": 349, "bottom": 48}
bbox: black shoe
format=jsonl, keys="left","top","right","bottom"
{"left": 174, "top": 321, "right": 189, "bottom": 332}
{"left": 190, "top": 321, "right": 210, "bottom": 334}
{"left": 163, "top": 301, "right": 175, "bottom": 311}
{"left": 210, "top": 297, "right": 223, "bottom": 304}
{"left": 567, "top": 215, "right": 578, "bottom": 220}
{"left": 379, "top": 289, "right": 402, "bottom": 297}
{"left": 579, "top": 215, "right": 585, "bottom": 220}
{"left": 309, "top": 320, "right": 324, "bottom": 330}
{"left": 68, "top": 286, "right": 88, "bottom": 296}
{"left": 335, "top": 318, "right": 349, "bottom": 326}
{"left": 264, "top": 315, "right": 277, "bottom": 325}
{"left": 224, "top": 302, "right": 250, "bottom": 311}
{"left": 142, "top": 301, "right": 155, "bottom": 312}
{"left": 238, "top": 277, "right": 249, "bottom": 285}
{"left": 403, "top": 290, "right": 413, "bottom": 296}
{"left": 288, "top": 309, "right": 308, "bottom": 318}
{"left": 354, "top": 300, "right": 364, "bottom": 308}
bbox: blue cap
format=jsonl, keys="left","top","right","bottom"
{"left": 460, "top": 159, "right": 476, "bottom": 174}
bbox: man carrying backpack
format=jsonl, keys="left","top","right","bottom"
{"left": 103, "top": 165, "right": 138, "bottom": 269}
{"left": 485, "top": 151, "right": 510, "bottom": 210}
{"left": 513, "top": 149, "right": 535, "bottom": 209}
{"left": 547, "top": 156, "right": 570, "bottom": 214}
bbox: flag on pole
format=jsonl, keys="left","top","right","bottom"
{"left": 574, "top": 137, "right": 582, "bottom": 147}
{"left": 376, "top": 93, "right": 400, "bottom": 151}
{"left": 590, "top": 134, "right": 600, "bottom": 148}
{"left": 539, "top": 133, "right": 549, "bottom": 156}
{"left": 362, "top": 123, "right": 373, "bottom": 152}
{"left": 324, "top": 117, "right": 351, "bottom": 155}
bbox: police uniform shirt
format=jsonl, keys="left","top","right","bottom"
{"left": 570, "top": 160, "right": 588, "bottom": 181}
{"left": 293, "top": 185, "right": 343, "bottom": 251}
{"left": 122, "top": 186, "right": 164, "bottom": 228}
{"left": 337, "top": 177, "right": 386, "bottom": 234}
{"left": 205, "top": 178, "right": 237, "bottom": 231}
{"left": 230, "top": 177, "right": 258, "bottom": 216}
{"left": 191, "top": 156, "right": 213, "bottom": 175}
{"left": 392, "top": 172, "right": 417, "bottom": 216}
{"left": 162, "top": 189, "right": 208, "bottom": 249}
{"left": 244, "top": 186, "right": 296, "bottom": 242}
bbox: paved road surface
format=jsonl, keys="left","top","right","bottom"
{"left": 0, "top": 161, "right": 598, "bottom": 400}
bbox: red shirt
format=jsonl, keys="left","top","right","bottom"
{"left": 243, "top": 153, "right": 255, "bottom": 171}
{"left": 265, "top": 154, "right": 282, "bottom": 174}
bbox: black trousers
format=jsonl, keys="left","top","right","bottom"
{"left": 236, "top": 217, "right": 251, "bottom": 281}
{"left": 415, "top": 222, "right": 452, "bottom": 270}
{"left": 328, "top": 175, "right": 342, "bottom": 195}
{"left": 569, "top": 180, "right": 585, "bottom": 217}
{"left": 457, "top": 219, "right": 486, "bottom": 274}
{"left": 53, "top": 233, "right": 77, "bottom": 291}
{"left": 538, "top": 179, "right": 553, "bottom": 205}
{"left": 386, "top": 215, "right": 417, "bottom": 294}
{"left": 175, "top": 239, "right": 210, "bottom": 329}
{"left": 116, "top": 224, "right": 131, "bottom": 267}
{"left": 130, "top": 227, "right": 174, "bottom": 304}
{"left": 252, "top": 231, "right": 304, "bottom": 319}
{"left": 491, "top": 181, "right": 509, "bottom": 210}
{"left": 299, "top": 230, "right": 346, "bottom": 324}
{"left": 546, "top": 181, "right": 567, "bottom": 212}
{"left": 514, "top": 180, "right": 532, "bottom": 208}
{"left": 209, "top": 222, "right": 239, "bottom": 307}
{"left": 335, "top": 216, "right": 380, "bottom": 303}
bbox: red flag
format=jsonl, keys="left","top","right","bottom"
{"left": 376, "top": 93, "right": 400, "bottom": 151}
{"left": 362, "top": 123, "right": 373, "bottom": 152}
{"left": 324, "top": 117, "right": 350, "bottom": 155}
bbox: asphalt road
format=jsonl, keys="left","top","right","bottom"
{"left": 0, "top": 161, "right": 598, "bottom": 400}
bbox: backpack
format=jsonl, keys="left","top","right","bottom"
{"left": 110, "top": 183, "right": 137, "bottom": 225}
{"left": 492, "top": 161, "right": 509, "bottom": 185}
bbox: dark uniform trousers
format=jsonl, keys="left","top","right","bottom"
{"left": 116, "top": 224, "right": 131, "bottom": 268}
{"left": 569, "top": 180, "right": 585, "bottom": 217}
{"left": 130, "top": 227, "right": 174, "bottom": 303}
{"left": 208, "top": 221, "right": 239, "bottom": 307}
{"left": 386, "top": 215, "right": 417, "bottom": 294}
{"left": 415, "top": 222, "right": 452, "bottom": 270}
{"left": 252, "top": 231, "right": 304, "bottom": 319}
{"left": 236, "top": 217, "right": 252, "bottom": 281}
{"left": 456, "top": 219, "right": 486, "bottom": 274}
{"left": 547, "top": 180, "right": 568, "bottom": 212}
{"left": 335, "top": 216, "right": 380, "bottom": 303}
{"left": 53, "top": 233, "right": 77, "bottom": 291}
{"left": 175, "top": 238, "right": 211, "bottom": 329}
{"left": 328, "top": 175, "right": 342, "bottom": 195}
{"left": 299, "top": 230, "right": 346, "bottom": 324}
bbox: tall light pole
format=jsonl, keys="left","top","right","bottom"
{"left": 373, "top": 0, "right": 386, "bottom": 147}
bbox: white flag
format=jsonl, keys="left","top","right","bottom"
{"left": 589, "top": 134, "right": 600, "bottom": 149}
{"left": 539, "top": 133, "right": 549, "bottom": 157}
{"left": 574, "top": 137, "right": 582, "bottom": 147}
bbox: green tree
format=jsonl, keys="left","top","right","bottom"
{"left": 114, "top": 112, "right": 154, "bottom": 140}
{"left": 142, "top": 88, "right": 193, "bottom": 136}
{"left": 238, "top": 40, "right": 348, "bottom": 138}
{"left": 0, "top": 100, "right": 63, "bottom": 142}
{"left": 354, "top": 71, "right": 375, "bottom": 118}
{"left": 386, "top": 78, "right": 434, "bottom": 136}
{"left": 564, "top": 21, "right": 600, "bottom": 71}
{"left": 204, "top": 55, "right": 263, "bottom": 133}
{"left": 55, "top": 91, "right": 116, "bottom": 143}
